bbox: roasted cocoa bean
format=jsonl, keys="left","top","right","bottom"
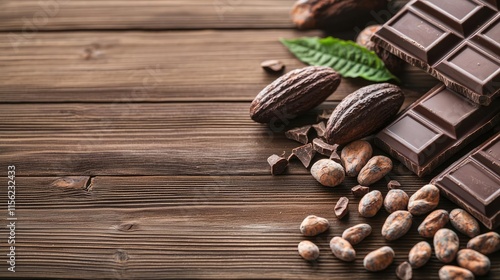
{"left": 382, "top": 210, "right": 412, "bottom": 241}
{"left": 298, "top": 240, "right": 320, "bottom": 261}
{"left": 334, "top": 197, "right": 349, "bottom": 219}
{"left": 310, "top": 159, "right": 345, "bottom": 187}
{"left": 357, "top": 155, "right": 393, "bottom": 186}
{"left": 467, "top": 232, "right": 500, "bottom": 255}
{"left": 434, "top": 228, "right": 459, "bottom": 263}
{"left": 363, "top": 246, "right": 395, "bottom": 272}
{"left": 384, "top": 189, "right": 409, "bottom": 213}
{"left": 408, "top": 184, "right": 440, "bottom": 216}
{"left": 439, "top": 265, "right": 475, "bottom": 280}
{"left": 396, "top": 261, "right": 412, "bottom": 280}
{"left": 387, "top": 179, "right": 401, "bottom": 190}
{"left": 358, "top": 190, "right": 383, "bottom": 218}
{"left": 450, "top": 208, "right": 480, "bottom": 238}
{"left": 342, "top": 223, "right": 372, "bottom": 245}
{"left": 329, "top": 236, "right": 356, "bottom": 262}
{"left": 300, "top": 215, "right": 330, "bottom": 236}
{"left": 418, "top": 209, "right": 449, "bottom": 238}
{"left": 456, "top": 249, "right": 490, "bottom": 276}
{"left": 340, "top": 140, "right": 372, "bottom": 177}
{"left": 408, "top": 241, "right": 432, "bottom": 269}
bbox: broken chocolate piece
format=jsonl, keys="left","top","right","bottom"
{"left": 335, "top": 197, "right": 350, "bottom": 219}
{"left": 351, "top": 185, "right": 370, "bottom": 198}
{"left": 387, "top": 180, "right": 401, "bottom": 190}
{"left": 285, "top": 125, "right": 312, "bottom": 144}
{"left": 317, "top": 109, "right": 333, "bottom": 122}
{"left": 261, "top": 60, "right": 285, "bottom": 74}
{"left": 267, "top": 154, "right": 288, "bottom": 175}
{"left": 312, "top": 122, "right": 327, "bottom": 138}
{"left": 329, "top": 152, "right": 342, "bottom": 165}
{"left": 312, "top": 138, "right": 338, "bottom": 156}
{"left": 289, "top": 143, "right": 316, "bottom": 168}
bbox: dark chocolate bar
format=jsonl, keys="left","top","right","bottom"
{"left": 372, "top": 0, "right": 499, "bottom": 105}
{"left": 375, "top": 83, "right": 500, "bottom": 177}
{"left": 432, "top": 133, "right": 500, "bottom": 229}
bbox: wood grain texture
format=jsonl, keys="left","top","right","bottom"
{"left": 1, "top": 175, "right": 498, "bottom": 279}
{"left": 0, "top": 30, "right": 437, "bottom": 103}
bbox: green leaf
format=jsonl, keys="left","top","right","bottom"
{"left": 281, "top": 37, "right": 400, "bottom": 83}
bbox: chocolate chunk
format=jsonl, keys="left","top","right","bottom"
{"left": 387, "top": 180, "right": 401, "bottom": 190}
{"left": 267, "top": 154, "right": 288, "bottom": 175}
{"left": 329, "top": 152, "right": 342, "bottom": 165}
{"left": 372, "top": 0, "right": 499, "bottom": 105}
{"left": 432, "top": 133, "right": 500, "bottom": 229}
{"left": 261, "top": 60, "right": 285, "bottom": 74}
{"left": 289, "top": 143, "right": 316, "bottom": 168}
{"left": 317, "top": 109, "right": 333, "bottom": 122}
{"left": 285, "top": 125, "right": 312, "bottom": 144}
{"left": 351, "top": 185, "right": 370, "bottom": 198}
{"left": 375, "top": 83, "right": 499, "bottom": 177}
{"left": 312, "top": 138, "right": 338, "bottom": 157}
{"left": 335, "top": 197, "right": 349, "bottom": 219}
{"left": 312, "top": 122, "right": 327, "bottom": 138}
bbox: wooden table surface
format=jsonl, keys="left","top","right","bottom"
{"left": 1, "top": 1, "right": 499, "bottom": 279}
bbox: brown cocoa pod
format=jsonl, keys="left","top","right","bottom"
{"left": 434, "top": 228, "right": 459, "bottom": 263}
{"left": 310, "top": 159, "right": 345, "bottom": 187}
{"left": 300, "top": 215, "right": 330, "bottom": 236}
{"left": 341, "top": 140, "right": 373, "bottom": 177}
{"left": 418, "top": 209, "right": 449, "bottom": 238}
{"left": 358, "top": 190, "right": 383, "bottom": 218}
{"left": 298, "top": 240, "right": 320, "bottom": 261}
{"left": 456, "top": 249, "right": 490, "bottom": 276}
{"left": 408, "top": 184, "right": 440, "bottom": 216}
{"left": 291, "top": 0, "right": 388, "bottom": 30}
{"left": 450, "top": 209, "right": 480, "bottom": 238}
{"left": 363, "top": 246, "right": 395, "bottom": 272}
{"left": 329, "top": 236, "right": 356, "bottom": 262}
{"left": 439, "top": 265, "right": 475, "bottom": 280}
{"left": 384, "top": 189, "right": 409, "bottom": 213}
{"left": 250, "top": 66, "right": 341, "bottom": 123}
{"left": 357, "top": 155, "right": 393, "bottom": 186}
{"left": 467, "top": 232, "right": 500, "bottom": 255}
{"left": 342, "top": 223, "right": 372, "bottom": 245}
{"left": 325, "top": 83, "right": 404, "bottom": 145}
{"left": 408, "top": 241, "right": 432, "bottom": 269}
{"left": 382, "top": 210, "right": 412, "bottom": 241}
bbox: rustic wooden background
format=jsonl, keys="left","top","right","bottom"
{"left": 0, "top": 0, "right": 498, "bottom": 279}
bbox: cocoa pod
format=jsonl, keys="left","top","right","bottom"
{"left": 381, "top": 210, "right": 412, "bottom": 241}
{"left": 340, "top": 140, "right": 372, "bottom": 177}
{"left": 418, "top": 209, "right": 449, "bottom": 238}
{"left": 298, "top": 240, "right": 320, "bottom": 261}
{"left": 408, "top": 184, "right": 440, "bottom": 216}
{"left": 363, "top": 246, "right": 395, "bottom": 271}
{"left": 325, "top": 83, "right": 404, "bottom": 145}
{"left": 250, "top": 66, "right": 341, "bottom": 123}
{"left": 408, "top": 241, "right": 432, "bottom": 269}
{"left": 342, "top": 223, "right": 372, "bottom": 245}
{"left": 358, "top": 190, "right": 383, "bottom": 218}
{"left": 291, "top": 0, "right": 388, "bottom": 30}
{"left": 384, "top": 189, "right": 409, "bottom": 213}
{"left": 434, "top": 228, "right": 459, "bottom": 263}
{"left": 329, "top": 236, "right": 356, "bottom": 262}
{"left": 300, "top": 215, "right": 330, "bottom": 236}
{"left": 450, "top": 209, "right": 480, "bottom": 238}
{"left": 357, "top": 155, "right": 393, "bottom": 186}
{"left": 439, "top": 265, "right": 475, "bottom": 280}
{"left": 467, "top": 232, "right": 500, "bottom": 255}
{"left": 456, "top": 249, "right": 490, "bottom": 276}
{"left": 310, "top": 159, "right": 345, "bottom": 187}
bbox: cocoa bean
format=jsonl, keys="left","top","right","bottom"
{"left": 363, "top": 246, "right": 395, "bottom": 272}
{"left": 382, "top": 210, "right": 412, "bottom": 241}
{"left": 358, "top": 190, "right": 383, "bottom": 218}
{"left": 334, "top": 197, "right": 349, "bottom": 219}
{"left": 467, "top": 232, "right": 500, "bottom": 255}
{"left": 456, "top": 249, "right": 490, "bottom": 276}
{"left": 434, "top": 228, "right": 459, "bottom": 263}
{"left": 417, "top": 209, "right": 449, "bottom": 238}
{"left": 396, "top": 261, "right": 412, "bottom": 280}
{"left": 298, "top": 240, "right": 320, "bottom": 261}
{"left": 342, "top": 223, "right": 372, "bottom": 245}
{"left": 261, "top": 60, "right": 285, "bottom": 74}
{"left": 340, "top": 140, "right": 372, "bottom": 177}
{"left": 408, "top": 184, "right": 440, "bottom": 216}
{"left": 387, "top": 179, "right": 401, "bottom": 190}
{"left": 300, "top": 215, "right": 330, "bottom": 236}
{"left": 408, "top": 241, "right": 432, "bottom": 269}
{"left": 329, "top": 236, "right": 356, "bottom": 262}
{"left": 357, "top": 155, "right": 393, "bottom": 186}
{"left": 439, "top": 265, "right": 475, "bottom": 280}
{"left": 310, "top": 159, "right": 345, "bottom": 187}
{"left": 384, "top": 189, "right": 409, "bottom": 213}
{"left": 450, "top": 209, "right": 480, "bottom": 238}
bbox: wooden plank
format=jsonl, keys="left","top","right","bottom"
{"left": 0, "top": 30, "right": 437, "bottom": 103}
{"left": 0, "top": 0, "right": 294, "bottom": 31}
{"left": 0, "top": 101, "right": 426, "bottom": 177}
{"left": 2, "top": 175, "right": 499, "bottom": 279}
